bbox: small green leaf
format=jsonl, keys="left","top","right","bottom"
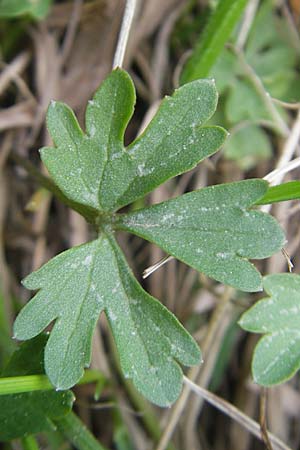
{"left": 225, "top": 79, "right": 271, "bottom": 123}
{"left": 250, "top": 46, "right": 297, "bottom": 80}
{"left": 223, "top": 125, "right": 272, "bottom": 170}
{"left": 0, "top": 335, "right": 74, "bottom": 441}
{"left": 239, "top": 274, "right": 300, "bottom": 386}
{"left": 210, "top": 48, "right": 237, "bottom": 94}
{"left": 255, "top": 181, "right": 300, "bottom": 205}
{"left": 246, "top": 0, "right": 296, "bottom": 77}
{"left": 42, "top": 69, "right": 226, "bottom": 214}
{"left": 117, "top": 179, "right": 285, "bottom": 292}
{"left": 14, "top": 236, "right": 200, "bottom": 406}
{"left": 0, "top": 0, "right": 52, "bottom": 18}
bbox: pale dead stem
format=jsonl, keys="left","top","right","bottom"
{"left": 264, "top": 155, "right": 300, "bottom": 185}
{"left": 264, "top": 156, "right": 300, "bottom": 185}
{"left": 113, "top": 0, "right": 139, "bottom": 68}
{"left": 0, "top": 52, "right": 30, "bottom": 95}
{"left": 134, "top": 52, "right": 157, "bottom": 102}
{"left": 0, "top": 57, "right": 36, "bottom": 124}
{"left": 229, "top": 44, "right": 290, "bottom": 138}
{"left": 126, "top": 0, "right": 183, "bottom": 63}
{"left": 183, "top": 289, "right": 235, "bottom": 448}
{"left": 260, "top": 387, "right": 274, "bottom": 450}
{"left": 264, "top": 108, "right": 300, "bottom": 182}
{"left": 0, "top": 101, "right": 36, "bottom": 132}
{"left": 272, "top": 98, "right": 300, "bottom": 110}
{"left": 151, "top": 3, "right": 187, "bottom": 100}
{"left": 182, "top": 377, "right": 292, "bottom": 450}
{"left": 156, "top": 287, "right": 233, "bottom": 450}
{"left": 229, "top": 118, "right": 282, "bottom": 136}
{"left": 262, "top": 108, "right": 300, "bottom": 215}
{"left": 133, "top": 3, "right": 185, "bottom": 102}
{"left": 60, "top": 0, "right": 83, "bottom": 65}
{"left": 143, "top": 255, "right": 174, "bottom": 279}
{"left": 236, "top": 0, "right": 260, "bottom": 50}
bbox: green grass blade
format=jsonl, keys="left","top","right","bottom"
{"left": 180, "top": 0, "right": 248, "bottom": 83}
{"left": 255, "top": 181, "right": 300, "bottom": 205}
{"left": 0, "top": 370, "right": 103, "bottom": 396}
{"left": 55, "top": 411, "right": 109, "bottom": 450}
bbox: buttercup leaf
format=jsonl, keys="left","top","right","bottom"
{"left": 41, "top": 69, "right": 135, "bottom": 211}
{"left": 117, "top": 179, "right": 285, "bottom": 292}
{"left": 14, "top": 236, "right": 200, "bottom": 406}
{"left": 41, "top": 68, "right": 226, "bottom": 213}
{"left": 239, "top": 274, "right": 300, "bottom": 385}
{"left": 14, "top": 68, "right": 285, "bottom": 407}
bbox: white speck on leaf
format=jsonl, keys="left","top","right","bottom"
{"left": 83, "top": 255, "right": 92, "bottom": 266}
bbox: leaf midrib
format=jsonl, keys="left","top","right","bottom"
{"left": 54, "top": 243, "right": 99, "bottom": 384}
{"left": 97, "top": 86, "right": 119, "bottom": 210}
{"left": 57, "top": 118, "right": 96, "bottom": 204}
{"left": 106, "top": 234, "right": 178, "bottom": 401}
{"left": 112, "top": 92, "right": 216, "bottom": 209}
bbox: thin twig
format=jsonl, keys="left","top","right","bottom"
{"left": 272, "top": 98, "right": 300, "bottom": 110}
{"left": 236, "top": 0, "right": 259, "bottom": 49}
{"left": 60, "top": 0, "right": 83, "bottom": 65}
{"left": 0, "top": 51, "right": 30, "bottom": 95}
{"left": 142, "top": 255, "right": 174, "bottom": 279}
{"left": 263, "top": 157, "right": 300, "bottom": 185}
{"left": 113, "top": 0, "right": 138, "bottom": 69}
{"left": 183, "top": 377, "right": 292, "bottom": 450}
{"left": 183, "top": 287, "right": 234, "bottom": 446}
{"left": 151, "top": 3, "right": 186, "bottom": 99}
{"left": 261, "top": 109, "right": 300, "bottom": 213}
{"left": 156, "top": 287, "right": 233, "bottom": 450}
{"left": 260, "top": 387, "right": 274, "bottom": 450}
{"left": 229, "top": 44, "right": 290, "bottom": 137}
{"left": 229, "top": 119, "right": 282, "bottom": 136}
{"left": 281, "top": 248, "right": 294, "bottom": 272}
{"left": 269, "top": 108, "right": 300, "bottom": 179}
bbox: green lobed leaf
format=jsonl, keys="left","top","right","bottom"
{"left": 14, "top": 236, "right": 200, "bottom": 407}
{"left": 13, "top": 68, "right": 287, "bottom": 409}
{"left": 225, "top": 79, "right": 272, "bottom": 123}
{"left": 117, "top": 179, "right": 285, "bottom": 292}
{"left": 42, "top": 68, "right": 226, "bottom": 214}
{"left": 223, "top": 125, "right": 272, "bottom": 170}
{"left": 0, "top": 335, "right": 74, "bottom": 441}
{"left": 255, "top": 181, "right": 300, "bottom": 205}
{"left": 209, "top": 48, "right": 237, "bottom": 95}
{"left": 239, "top": 274, "right": 300, "bottom": 386}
